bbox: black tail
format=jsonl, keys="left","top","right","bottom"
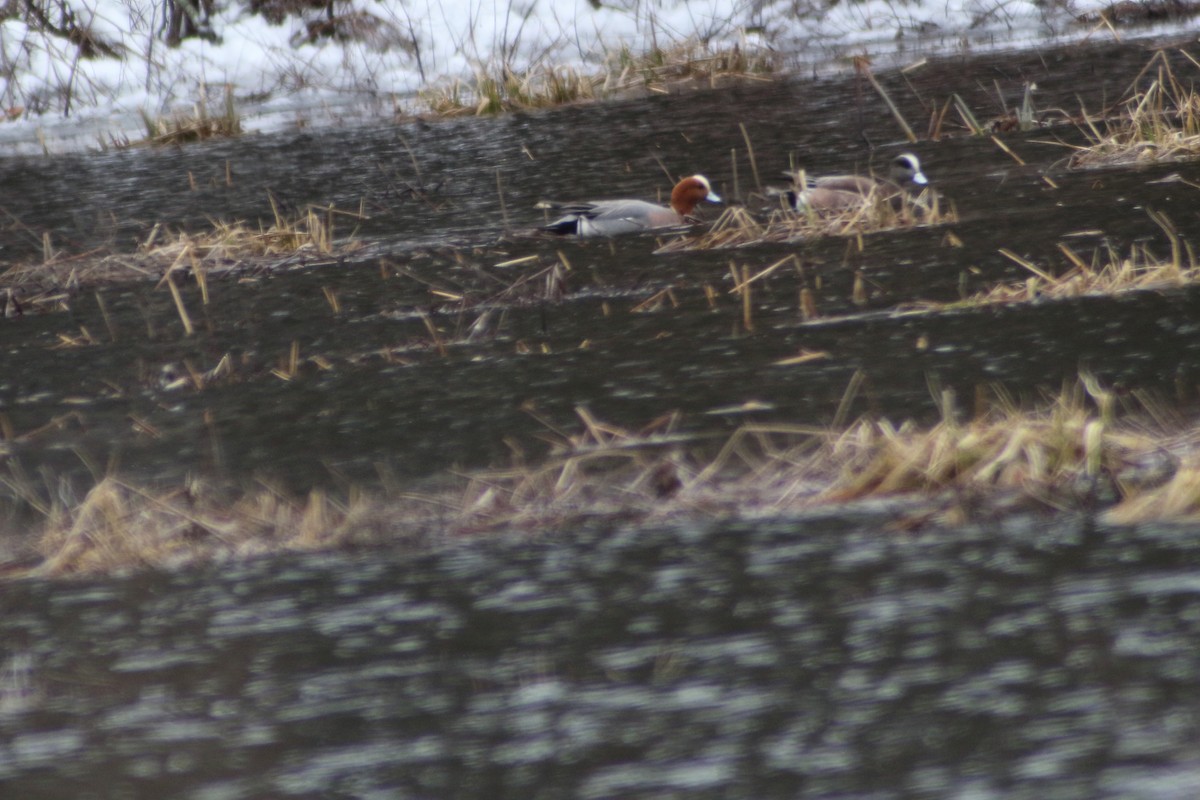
{"left": 540, "top": 218, "right": 579, "bottom": 235}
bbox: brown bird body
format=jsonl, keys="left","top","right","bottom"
{"left": 786, "top": 153, "right": 929, "bottom": 211}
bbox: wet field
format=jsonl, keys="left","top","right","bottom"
{"left": 2, "top": 40, "right": 1200, "bottom": 495}
{"left": 3, "top": 31, "right": 1200, "bottom": 799}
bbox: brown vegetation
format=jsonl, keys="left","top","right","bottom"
{"left": 1068, "top": 50, "right": 1200, "bottom": 168}
{"left": 8, "top": 379, "right": 1200, "bottom": 579}
{"left": 417, "top": 38, "right": 778, "bottom": 117}
{"left": 0, "top": 198, "right": 364, "bottom": 316}
{"left": 887, "top": 212, "right": 1196, "bottom": 317}
{"left": 656, "top": 188, "right": 953, "bottom": 251}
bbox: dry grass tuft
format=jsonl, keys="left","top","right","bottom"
{"left": 114, "top": 85, "right": 242, "bottom": 148}
{"left": 657, "top": 187, "right": 954, "bottom": 251}
{"left": 452, "top": 408, "right": 703, "bottom": 532}
{"left": 28, "top": 478, "right": 432, "bottom": 577}
{"left": 1069, "top": 50, "right": 1200, "bottom": 168}
{"left": 147, "top": 197, "right": 361, "bottom": 263}
{"left": 1104, "top": 463, "right": 1200, "bottom": 523}
{"left": 602, "top": 38, "right": 778, "bottom": 93}
{"left": 907, "top": 212, "right": 1196, "bottom": 313}
{"left": 417, "top": 37, "right": 777, "bottom": 116}
{"left": 0, "top": 199, "right": 365, "bottom": 312}
{"left": 420, "top": 64, "right": 600, "bottom": 116}
{"left": 457, "top": 380, "right": 1191, "bottom": 527}
{"left": 816, "top": 381, "right": 1146, "bottom": 506}
{"left": 15, "top": 380, "right": 1200, "bottom": 579}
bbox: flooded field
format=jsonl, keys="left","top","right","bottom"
{"left": 3, "top": 31, "right": 1200, "bottom": 798}
{"left": 3, "top": 39, "right": 1199, "bottom": 495}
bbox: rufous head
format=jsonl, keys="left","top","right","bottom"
{"left": 670, "top": 175, "right": 722, "bottom": 215}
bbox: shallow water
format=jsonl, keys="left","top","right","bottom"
{"left": 4, "top": 511, "right": 1200, "bottom": 798}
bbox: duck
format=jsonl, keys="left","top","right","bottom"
{"left": 539, "top": 175, "right": 721, "bottom": 236}
{"left": 784, "top": 152, "right": 929, "bottom": 212}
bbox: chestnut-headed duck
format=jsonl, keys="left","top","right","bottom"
{"left": 539, "top": 175, "right": 722, "bottom": 237}
{"left": 785, "top": 153, "right": 929, "bottom": 211}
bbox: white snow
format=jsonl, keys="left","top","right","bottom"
{"left": 0, "top": 0, "right": 1159, "bottom": 154}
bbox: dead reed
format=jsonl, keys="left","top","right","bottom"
{"left": 602, "top": 38, "right": 777, "bottom": 93}
{"left": 0, "top": 199, "right": 365, "bottom": 312}
{"left": 909, "top": 212, "right": 1196, "bottom": 312}
{"left": 114, "top": 85, "right": 242, "bottom": 148}
{"left": 20, "top": 477, "right": 436, "bottom": 577}
{"left": 12, "top": 379, "right": 1200, "bottom": 579}
{"left": 935, "top": 82, "right": 1048, "bottom": 139}
{"left": 657, "top": 186, "right": 954, "bottom": 251}
{"left": 420, "top": 64, "right": 600, "bottom": 116}
{"left": 1068, "top": 50, "right": 1200, "bottom": 168}
{"left": 452, "top": 379, "right": 1192, "bottom": 528}
{"left": 152, "top": 198, "right": 360, "bottom": 261}
{"left": 417, "top": 37, "right": 777, "bottom": 117}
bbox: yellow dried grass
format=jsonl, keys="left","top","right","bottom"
{"left": 417, "top": 37, "right": 777, "bottom": 117}
{"left": 657, "top": 187, "right": 954, "bottom": 252}
{"left": 1068, "top": 50, "right": 1200, "bottom": 168}
{"left": 0, "top": 200, "right": 365, "bottom": 311}
{"left": 910, "top": 213, "right": 1196, "bottom": 313}
{"left": 27, "top": 478, "right": 405, "bottom": 577}
{"left": 111, "top": 85, "right": 242, "bottom": 148}
{"left": 148, "top": 198, "right": 360, "bottom": 264}
{"left": 15, "top": 381, "right": 1200, "bottom": 579}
